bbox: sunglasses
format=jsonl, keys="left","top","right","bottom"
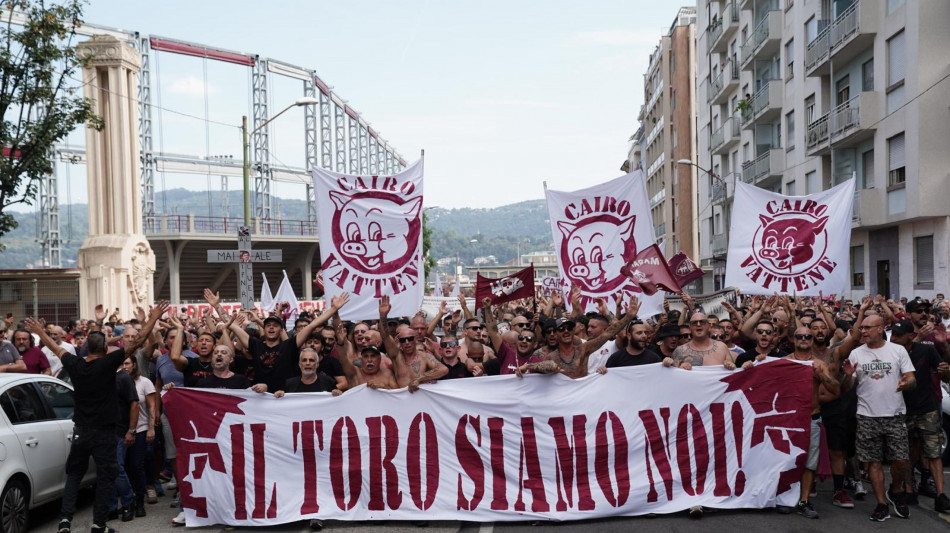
{"left": 794, "top": 334, "right": 814, "bottom": 340}
{"left": 517, "top": 335, "right": 536, "bottom": 342}
{"left": 440, "top": 340, "right": 458, "bottom": 348}
{"left": 556, "top": 325, "right": 573, "bottom": 332}
{"left": 467, "top": 326, "right": 484, "bottom": 331}
{"left": 512, "top": 323, "right": 528, "bottom": 328}
{"left": 679, "top": 334, "right": 691, "bottom": 339}
{"left": 689, "top": 320, "right": 707, "bottom": 326}
{"left": 756, "top": 329, "right": 774, "bottom": 335}
{"left": 710, "top": 334, "right": 726, "bottom": 340}
{"left": 398, "top": 336, "right": 416, "bottom": 343}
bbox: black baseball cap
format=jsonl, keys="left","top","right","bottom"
{"left": 263, "top": 316, "right": 284, "bottom": 327}
{"left": 890, "top": 319, "right": 915, "bottom": 336}
{"left": 906, "top": 298, "right": 930, "bottom": 314}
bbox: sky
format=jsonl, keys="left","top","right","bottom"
{"left": 26, "top": 1, "right": 688, "bottom": 212}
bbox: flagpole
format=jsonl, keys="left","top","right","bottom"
{"left": 531, "top": 262, "right": 537, "bottom": 316}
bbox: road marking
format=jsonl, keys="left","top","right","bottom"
{"left": 478, "top": 524, "right": 494, "bottom": 533}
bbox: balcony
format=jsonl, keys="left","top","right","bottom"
{"left": 805, "top": 1, "right": 877, "bottom": 76}
{"left": 655, "top": 222, "right": 667, "bottom": 238}
{"left": 742, "top": 79, "right": 783, "bottom": 129}
{"left": 708, "top": 2, "right": 739, "bottom": 55}
{"left": 646, "top": 115, "right": 664, "bottom": 147}
{"left": 829, "top": 91, "right": 879, "bottom": 148}
{"left": 805, "top": 114, "right": 830, "bottom": 155}
{"left": 647, "top": 151, "right": 665, "bottom": 177}
{"left": 645, "top": 79, "right": 663, "bottom": 114}
{"left": 709, "top": 60, "right": 740, "bottom": 105}
{"left": 711, "top": 173, "right": 738, "bottom": 205}
{"left": 712, "top": 233, "right": 728, "bottom": 255}
{"left": 742, "top": 149, "right": 784, "bottom": 186}
{"left": 711, "top": 117, "right": 741, "bottom": 155}
{"left": 741, "top": 11, "right": 782, "bottom": 71}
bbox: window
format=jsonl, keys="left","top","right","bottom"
{"left": 862, "top": 59, "right": 874, "bottom": 91}
{"left": 915, "top": 236, "right": 934, "bottom": 289}
{"left": 672, "top": 125, "right": 678, "bottom": 148}
{"left": 805, "top": 94, "right": 816, "bottom": 124}
{"left": 806, "top": 171, "right": 819, "bottom": 193}
{"left": 714, "top": 212, "right": 722, "bottom": 234}
{"left": 805, "top": 17, "right": 818, "bottom": 43}
{"left": 671, "top": 89, "right": 677, "bottom": 110}
{"left": 785, "top": 39, "right": 795, "bottom": 79}
{"left": 785, "top": 180, "right": 796, "bottom": 195}
{"left": 37, "top": 382, "right": 74, "bottom": 420}
{"left": 851, "top": 245, "right": 865, "bottom": 288}
{"left": 0, "top": 385, "right": 51, "bottom": 424}
{"left": 888, "top": 133, "right": 906, "bottom": 186}
{"left": 861, "top": 149, "right": 874, "bottom": 189}
{"left": 670, "top": 53, "right": 676, "bottom": 74}
{"left": 887, "top": 31, "right": 906, "bottom": 111}
{"left": 887, "top": 0, "right": 905, "bottom": 14}
{"left": 836, "top": 75, "right": 850, "bottom": 105}
{"left": 786, "top": 111, "right": 795, "bottom": 149}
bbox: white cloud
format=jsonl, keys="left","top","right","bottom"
{"left": 168, "top": 76, "right": 218, "bottom": 97}
{"left": 570, "top": 29, "right": 657, "bottom": 46}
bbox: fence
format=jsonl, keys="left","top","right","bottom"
{"left": 0, "top": 279, "right": 80, "bottom": 327}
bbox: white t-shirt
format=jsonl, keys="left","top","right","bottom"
{"left": 133, "top": 376, "right": 157, "bottom": 433}
{"left": 42, "top": 343, "right": 73, "bottom": 377}
{"left": 848, "top": 342, "right": 915, "bottom": 417}
{"left": 587, "top": 340, "right": 616, "bottom": 373}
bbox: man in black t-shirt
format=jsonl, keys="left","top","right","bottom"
{"left": 194, "top": 344, "right": 268, "bottom": 392}
{"left": 26, "top": 301, "right": 166, "bottom": 533}
{"left": 275, "top": 348, "right": 338, "bottom": 395}
{"left": 736, "top": 320, "right": 787, "bottom": 368}
{"left": 111, "top": 370, "right": 138, "bottom": 521}
{"left": 300, "top": 334, "right": 346, "bottom": 390}
{"left": 436, "top": 336, "right": 473, "bottom": 380}
{"left": 600, "top": 321, "right": 661, "bottom": 370}
{"left": 166, "top": 316, "right": 214, "bottom": 386}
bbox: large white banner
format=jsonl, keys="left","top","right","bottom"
{"left": 313, "top": 162, "right": 424, "bottom": 319}
{"left": 545, "top": 171, "right": 663, "bottom": 317}
{"left": 165, "top": 360, "right": 813, "bottom": 526}
{"left": 725, "top": 179, "right": 855, "bottom": 295}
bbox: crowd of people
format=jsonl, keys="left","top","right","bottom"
{"left": 3, "top": 287, "right": 950, "bottom": 530}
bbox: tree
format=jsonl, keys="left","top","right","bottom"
{"left": 422, "top": 211, "right": 436, "bottom": 279}
{"left": 0, "top": 0, "right": 102, "bottom": 248}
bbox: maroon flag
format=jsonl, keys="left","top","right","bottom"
{"left": 620, "top": 245, "right": 682, "bottom": 296}
{"left": 668, "top": 252, "right": 704, "bottom": 287}
{"left": 476, "top": 265, "right": 535, "bottom": 306}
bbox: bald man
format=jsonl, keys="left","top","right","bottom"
{"left": 670, "top": 312, "right": 735, "bottom": 370}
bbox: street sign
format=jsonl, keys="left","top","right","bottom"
{"left": 204, "top": 226, "right": 284, "bottom": 310}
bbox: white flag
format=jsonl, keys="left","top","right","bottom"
{"left": 724, "top": 179, "right": 855, "bottom": 295}
{"left": 312, "top": 161, "right": 424, "bottom": 320}
{"left": 544, "top": 170, "right": 663, "bottom": 317}
{"left": 273, "top": 270, "right": 300, "bottom": 325}
{"left": 432, "top": 270, "right": 443, "bottom": 296}
{"left": 260, "top": 273, "right": 274, "bottom": 314}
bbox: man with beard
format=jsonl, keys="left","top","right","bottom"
{"left": 379, "top": 296, "right": 448, "bottom": 390}
{"left": 11, "top": 328, "right": 49, "bottom": 374}
{"left": 889, "top": 319, "right": 950, "bottom": 512}
{"left": 228, "top": 294, "right": 349, "bottom": 393}
{"left": 528, "top": 296, "right": 641, "bottom": 379}
{"left": 300, "top": 333, "right": 347, "bottom": 390}
{"left": 480, "top": 298, "right": 545, "bottom": 375}
{"left": 599, "top": 320, "right": 661, "bottom": 369}
{"left": 906, "top": 298, "right": 949, "bottom": 362}
{"left": 785, "top": 327, "right": 840, "bottom": 519}
{"left": 653, "top": 323, "right": 682, "bottom": 360}
{"left": 167, "top": 317, "right": 215, "bottom": 386}
{"left": 192, "top": 344, "right": 268, "bottom": 392}
{"left": 670, "top": 312, "right": 735, "bottom": 370}
{"left": 41, "top": 325, "right": 70, "bottom": 377}
{"left": 274, "top": 347, "right": 339, "bottom": 395}
{"left": 811, "top": 308, "right": 862, "bottom": 509}
{"left": 842, "top": 315, "right": 917, "bottom": 521}
{"left": 0, "top": 335, "right": 28, "bottom": 373}
{"left": 339, "top": 344, "right": 399, "bottom": 390}
{"left": 735, "top": 320, "right": 787, "bottom": 367}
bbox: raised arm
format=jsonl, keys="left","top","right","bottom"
{"left": 203, "top": 288, "right": 227, "bottom": 319}
{"left": 166, "top": 315, "right": 189, "bottom": 371}
{"left": 228, "top": 311, "right": 252, "bottom": 350}
{"left": 579, "top": 296, "right": 641, "bottom": 369}
{"left": 481, "top": 297, "right": 503, "bottom": 353}
{"left": 126, "top": 301, "right": 169, "bottom": 354}
{"left": 296, "top": 293, "right": 349, "bottom": 347}
{"left": 457, "top": 294, "right": 473, "bottom": 320}
{"left": 426, "top": 301, "right": 447, "bottom": 337}
{"left": 378, "top": 295, "right": 400, "bottom": 361}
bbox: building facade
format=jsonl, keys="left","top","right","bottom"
{"left": 637, "top": 7, "right": 701, "bottom": 264}
{"left": 696, "top": 0, "right": 950, "bottom": 299}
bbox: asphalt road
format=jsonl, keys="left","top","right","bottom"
{"left": 30, "top": 481, "right": 950, "bottom": 533}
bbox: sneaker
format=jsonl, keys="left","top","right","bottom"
{"left": 905, "top": 491, "right": 919, "bottom": 506}
{"left": 309, "top": 519, "right": 323, "bottom": 530}
{"left": 170, "top": 493, "right": 180, "bottom": 508}
{"left": 57, "top": 519, "right": 71, "bottom": 533}
{"left": 121, "top": 505, "right": 134, "bottom": 522}
{"left": 886, "top": 488, "right": 909, "bottom": 518}
{"left": 90, "top": 525, "right": 117, "bottom": 533}
{"left": 920, "top": 474, "right": 938, "bottom": 498}
{"left": 936, "top": 493, "right": 950, "bottom": 513}
{"left": 774, "top": 505, "right": 794, "bottom": 514}
{"left": 158, "top": 470, "right": 172, "bottom": 482}
{"left": 163, "top": 479, "right": 178, "bottom": 491}
{"left": 809, "top": 481, "right": 818, "bottom": 498}
{"left": 853, "top": 480, "right": 867, "bottom": 499}
{"left": 688, "top": 505, "right": 703, "bottom": 519}
{"left": 870, "top": 503, "right": 891, "bottom": 522}
{"left": 832, "top": 490, "right": 854, "bottom": 508}
{"left": 796, "top": 500, "right": 819, "bottom": 519}
{"left": 172, "top": 511, "right": 186, "bottom": 526}
{"left": 146, "top": 487, "right": 158, "bottom": 504}
{"left": 843, "top": 477, "right": 857, "bottom": 492}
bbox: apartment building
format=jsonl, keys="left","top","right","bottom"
{"left": 696, "top": 0, "right": 950, "bottom": 299}
{"left": 636, "top": 7, "right": 700, "bottom": 267}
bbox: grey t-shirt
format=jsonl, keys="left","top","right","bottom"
{"left": 0, "top": 341, "right": 23, "bottom": 365}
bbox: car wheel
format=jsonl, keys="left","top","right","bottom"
{"left": 0, "top": 479, "right": 28, "bottom": 533}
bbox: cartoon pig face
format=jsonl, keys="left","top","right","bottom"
{"left": 755, "top": 214, "right": 828, "bottom": 272}
{"left": 329, "top": 191, "right": 423, "bottom": 275}
{"left": 557, "top": 216, "right": 636, "bottom": 292}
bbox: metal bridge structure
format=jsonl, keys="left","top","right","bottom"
{"left": 11, "top": 12, "right": 408, "bottom": 303}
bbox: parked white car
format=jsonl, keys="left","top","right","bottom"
{"left": 0, "top": 374, "right": 95, "bottom": 533}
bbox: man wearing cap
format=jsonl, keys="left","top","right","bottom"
{"left": 653, "top": 323, "right": 683, "bottom": 360}
{"left": 378, "top": 296, "right": 448, "bottom": 391}
{"left": 528, "top": 296, "right": 642, "bottom": 379}
{"left": 889, "top": 318, "right": 950, "bottom": 512}
{"left": 842, "top": 315, "right": 917, "bottom": 521}
{"left": 906, "top": 298, "right": 949, "bottom": 362}
{"left": 669, "top": 312, "right": 735, "bottom": 370}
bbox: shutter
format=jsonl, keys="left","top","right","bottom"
{"left": 888, "top": 133, "right": 905, "bottom": 171}
{"left": 917, "top": 236, "right": 934, "bottom": 284}
{"left": 887, "top": 32, "right": 905, "bottom": 86}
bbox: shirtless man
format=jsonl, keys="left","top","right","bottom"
{"left": 339, "top": 344, "right": 398, "bottom": 390}
{"left": 785, "top": 326, "right": 840, "bottom": 519}
{"left": 379, "top": 296, "right": 448, "bottom": 390}
{"left": 531, "top": 295, "right": 641, "bottom": 379}
{"left": 668, "top": 312, "right": 736, "bottom": 370}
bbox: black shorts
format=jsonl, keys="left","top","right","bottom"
{"left": 821, "top": 411, "right": 856, "bottom": 456}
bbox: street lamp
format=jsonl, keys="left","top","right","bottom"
{"left": 242, "top": 96, "right": 320, "bottom": 226}
{"left": 676, "top": 159, "right": 724, "bottom": 185}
